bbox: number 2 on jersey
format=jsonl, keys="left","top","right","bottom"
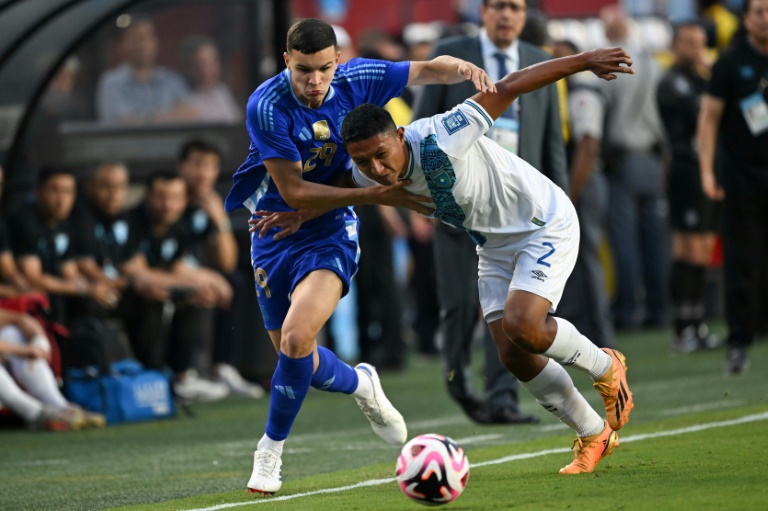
{"left": 303, "top": 143, "right": 337, "bottom": 172}
{"left": 537, "top": 242, "right": 555, "bottom": 268}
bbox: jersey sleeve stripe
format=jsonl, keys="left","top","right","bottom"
{"left": 463, "top": 100, "right": 493, "bottom": 129}
{"left": 256, "top": 83, "right": 289, "bottom": 131}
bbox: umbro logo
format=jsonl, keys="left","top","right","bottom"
{"left": 531, "top": 270, "right": 548, "bottom": 281}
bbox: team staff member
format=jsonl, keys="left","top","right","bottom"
{"left": 697, "top": 0, "right": 768, "bottom": 374}
{"left": 412, "top": 0, "right": 565, "bottom": 425}
{"left": 657, "top": 22, "right": 719, "bottom": 353}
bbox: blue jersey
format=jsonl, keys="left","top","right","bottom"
{"left": 224, "top": 58, "right": 410, "bottom": 226}
{"left": 225, "top": 58, "right": 410, "bottom": 330}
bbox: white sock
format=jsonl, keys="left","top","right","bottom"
{"left": 544, "top": 317, "right": 612, "bottom": 380}
{"left": 521, "top": 359, "right": 605, "bottom": 437}
{"left": 3, "top": 326, "right": 68, "bottom": 409}
{"left": 352, "top": 367, "right": 374, "bottom": 400}
{"left": 0, "top": 365, "right": 43, "bottom": 422}
{"left": 258, "top": 433, "right": 285, "bottom": 457}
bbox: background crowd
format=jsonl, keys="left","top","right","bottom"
{"left": 0, "top": 0, "right": 765, "bottom": 431}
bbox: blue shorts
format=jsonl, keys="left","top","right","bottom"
{"left": 251, "top": 208, "right": 360, "bottom": 330}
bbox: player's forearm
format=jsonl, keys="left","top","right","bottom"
{"left": 280, "top": 179, "right": 383, "bottom": 210}
{"left": 410, "top": 56, "right": 472, "bottom": 86}
{"left": 501, "top": 54, "right": 588, "bottom": 102}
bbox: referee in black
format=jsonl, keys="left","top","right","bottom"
{"left": 697, "top": 0, "right": 768, "bottom": 374}
{"left": 657, "top": 21, "right": 719, "bottom": 353}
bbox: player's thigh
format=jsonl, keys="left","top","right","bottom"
{"left": 508, "top": 220, "right": 579, "bottom": 315}
{"left": 282, "top": 269, "right": 343, "bottom": 342}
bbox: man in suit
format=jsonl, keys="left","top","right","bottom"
{"left": 413, "top": 0, "right": 567, "bottom": 424}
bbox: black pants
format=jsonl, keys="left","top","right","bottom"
{"left": 120, "top": 291, "right": 205, "bottom": 374}
{"left": 212, "top": 270, "right": 251, "bottom": 367}
{"left": 355, "top": 206, "right": 405, "bottom": 369}
{"left": 432, "top": 222, "right": 519, "bottom": 412}
{"left": 721, "top": 154, "right": 768, "bottom": 349}
{"left": 408, "top": 234, "right": 439, "bottom": 355}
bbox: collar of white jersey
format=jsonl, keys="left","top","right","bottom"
{"left": 398, "top": 137, "right": 415, "bottom": 182}
{"left": 284, "top": 69, "right": 336, "bottom": 108}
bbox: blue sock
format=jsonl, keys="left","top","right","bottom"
{"left": 310, "top": 346, "right": 359, "bottom": 394}
{"left": 265, "top": 352, "right": 314, "bottom": 441}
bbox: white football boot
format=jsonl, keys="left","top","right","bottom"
{"left": 354, "top": 363, "right": 408, "bottom": 445}
{"left": 247, "top": 448, "right": 282, "bottom": 495}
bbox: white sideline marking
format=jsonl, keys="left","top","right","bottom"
{"left": 183, "top": 412, "right": 768, "bottom": 511}
{"left": 657, "top": 399, "right": 746, "bottom": 417}
{"left": 454, "top": 434, "right": 504, "bottom": 444}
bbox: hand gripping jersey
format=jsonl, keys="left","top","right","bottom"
{"left": 352, "top": 99, "right": 574, "bottom": 245}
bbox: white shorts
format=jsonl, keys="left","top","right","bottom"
{"left": 477, "top": 214, "right": 580, "bottom": 322}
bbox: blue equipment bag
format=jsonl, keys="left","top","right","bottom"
{"left": 66, "top": 359, "right": 174, "bottom": 424}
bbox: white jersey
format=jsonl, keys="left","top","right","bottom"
{"left": 351, "top": 99, "right": 574, "bottom": 246}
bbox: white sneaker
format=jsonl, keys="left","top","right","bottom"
{"left": 215, "top": 364, "right": 266, "bottom": 399}
{"left": 175, "top": 370, "right": 229, "bottom": 402}
{"left": 354, "top": 363, "right": 407, "bottom": 445}
{"left": 247, "top": 448, "right": 282, "bottom": 495}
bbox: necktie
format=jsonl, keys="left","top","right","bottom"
{"left": 493, "top": 52, "right": 516, "bottom": 120}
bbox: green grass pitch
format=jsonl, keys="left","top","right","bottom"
{"left": 2, "top": 324, "right": 767, "bottom": 511}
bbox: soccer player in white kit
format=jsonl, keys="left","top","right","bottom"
{"left": 340, "top": 47, "right": 636, "bottom": 474}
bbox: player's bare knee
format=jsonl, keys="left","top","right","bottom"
{"left": 279, "top": 328, "right": 314, "bottom": 358}
{"left": 501, "top": 311, "right": 547, "bottom": 354}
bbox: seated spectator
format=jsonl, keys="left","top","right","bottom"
{"left": 8, "top": 167, "right": 117, "bottom": 324}
{"left": 182, "top": 38, "right": 241, "bottom": 123}
{"left": 124, "top": 171, "right": 231, "bottom": 401}
{"left": 0, "top": 166, "right": 34, "bottom": 298}
{"left": 96, "top": 16, "right": 196, "bottom": 124}
{"left": 0, "top": 307, "right": 104, "bottom": 430}
{"left": 177, "top": 140, "right": 263, "bottom": 398}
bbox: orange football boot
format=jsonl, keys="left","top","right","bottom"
{"left": 559, "top": 421, "right": 619, "bottom": 474}
{"left": 593, "top": 348, "right": 634, "bottom": 430}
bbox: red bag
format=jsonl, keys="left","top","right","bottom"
{"left": 0, "top": 293, "right": 69, "bottom": 378}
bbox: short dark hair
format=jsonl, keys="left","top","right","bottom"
{"left": 178, "top": 139, "right": 222, "bottom": 163}
{"left": 146, "top": 170, "right": 183, "bottom": 192}
{"left": 744, "top": 0, "right": 753, "bottom": 15}
{"left": 37, "top": 166, "right": 76, "bottom": 188}
{"left": 672, "top": 20, "right": 705, "bottom": 42}
{"left": 286, "top": 18, "right": 337, "bottom": 54}
{"left": 340, "top": 104, "right": 397, "bottom": 144}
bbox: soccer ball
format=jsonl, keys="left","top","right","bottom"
{"left": 395, "top": 433, "right": 469, "bottom": 506}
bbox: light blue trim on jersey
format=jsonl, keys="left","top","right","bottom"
{"left": 333, "top": 62, "right": 388, "bottom": 83}
{"left": 256, "top": 77, "right": 290, "bottom": 131}
{"left": 399, "top": 140, "right": 415, "bottom": 181}
{"left": 243, "top": 172, "right": 271, "bottom": 213}
{"left": 420, "top": 134, "right": 487, "bottom": 247}
{"left": 464, "top": 100, "right": 493, "bottom": 129}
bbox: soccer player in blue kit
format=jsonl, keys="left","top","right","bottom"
{"left": 224, "top": 18, "right": 496, "bottom": 495}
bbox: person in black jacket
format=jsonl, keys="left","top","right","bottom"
{"left": 697, "top": 0, "right": 768, "bottom": 374}
{"left": 658, "top": 21, "right": 720, "bottom": 352}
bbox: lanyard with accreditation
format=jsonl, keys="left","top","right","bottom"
{"left": 740, "top": 75, "right": 768, "bottom": 136}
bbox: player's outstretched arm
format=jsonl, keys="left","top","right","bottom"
{"left": 264, "top": 158, "right": 434, "bottom": 215}
{"left": 408, "top": 56, "right": 496, "bottom": 93}
{"left": 472, "top": 47, "right": 633, "bottom": 121}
